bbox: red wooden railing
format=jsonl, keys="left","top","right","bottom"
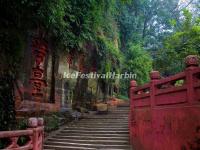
{"left": 129, "top": 55, "right": 200, "bottom": 150}
{"left": 0, "top": 118, "right": 44, "bottom": 150}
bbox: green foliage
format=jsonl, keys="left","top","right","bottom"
{"left": 126, "top": 43, "right": 153, "bottom": 84}
{"left": 169, "top": 19, "right": 177, "bottom": 27}
{"left": 15, "top": 119, "right": 28, "bottom": 130}
{"left": 44, "top": 114, "right": 60, "bottom": 132}
{"left": 15, "top": 119, "right": 29, "bottom": 147}
{"left": 119, "top": 43, "right": 153, "bottom": 96}
{"left": 116, "top": 0, "right": 181, "bottom": 95}
{"left": 154, "top": 10, "right": 200, "bottom": 75}
{"left": 97, "top": 36, "right": 123, "bottom": 74}
{"left": 0, "top": 0, "right": 122, "bottom": 129}
{"left": 43, "top": 111, "right": 73, "bottom": 132}
{"left": 117, "top": 0, "right": 180, "bottom": 51}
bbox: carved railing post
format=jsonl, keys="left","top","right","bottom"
{"left": 28, "top": 117, "right": 44, "bottom": 150}
{"left": 185, "top": 55, "right": 200, "bottom": 104}
{"left": 28, "top": 118, "right": 38, "bottom": 150}
{"left": 130, "top": 80, "right": 137, "bottom": 106}
{"left": 129, "top": 80, "right": 137, "bottom": 143}
{"left": 129, "top": 80, "right": 137, "bottom": 123}
{"left": 150, "top": 71, "right": 161, "bottom": 107}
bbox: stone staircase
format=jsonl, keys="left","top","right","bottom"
{"left": 44, "top": 104, "right": 131, "bottom": 150}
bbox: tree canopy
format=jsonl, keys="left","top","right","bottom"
{"left": 154, "top": 9, "right": 200, "bottom": 75}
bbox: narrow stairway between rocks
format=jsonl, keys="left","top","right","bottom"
{"left": 44, "top": 104, "right": 131, "bottom": 150}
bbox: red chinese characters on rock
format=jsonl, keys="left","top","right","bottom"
{"left": 78, "top": 54, "right": 85, "bottom": 73}
{"left": 66, "top": 52, "right": 74, "bottom": 69}
{"left": 29, "top": 38, "right": 47, "bottom": 101}
{"left": 91, "top": 60, "right": 97, "bottom": 72}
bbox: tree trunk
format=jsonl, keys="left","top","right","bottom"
{"left": 142, "top": 18, "right": 148, "bottom": 39}
{"left": 73, "top": 76, "right": 89, "bottom": 108}
{"left": 49, "top": 50, "right": 56, "bottom": 103}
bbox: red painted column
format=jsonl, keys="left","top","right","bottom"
{"left": 184, "top": 55, "right": 199, "bottom": 104}
{"left": 150, "top": 71, "right": 161, "bottom": 108}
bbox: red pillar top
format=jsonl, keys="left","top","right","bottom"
{"left": 185, "top": 55, "right": 199, "bottom": 68}
{"left": 28, "top": 118, "right": 44, "bottom": 128}
{"left": 130, "top": 80, "right": 137, "bottom": 87}
{"left": 150, "top": 71, "right": 161, "bottom": 80}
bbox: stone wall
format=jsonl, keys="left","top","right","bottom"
{"left": 15, "top": 38, "right": 117, "bottom": 115}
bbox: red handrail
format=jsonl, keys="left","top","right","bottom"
{"left": 0, "top": 118, "right": 44, "bottom": 150}
{"left": 129, "top": 55, "right": 200, "bottom": 150}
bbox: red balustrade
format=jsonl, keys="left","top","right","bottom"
{"left": 0, "top": 118, "right": 44, "bottom": 150}
{"left": 129, "top": 55, "right": 200, "bottom": 150}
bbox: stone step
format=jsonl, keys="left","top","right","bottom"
{"left": 77, "top": 121, "right": 128, "bottom": 124}
{"left": 56, "top": 133, "right": 129, "bottom": 137}
{"left": 109, "top": 107, "right": 129, "bottom": 109}
{"left": 87, "top": 112, "right": 129, "bottom": 115}
{"left": 44, "top": 145, "right": 131, "bottom": 150}
{"left": 74, "top": 124, "right": 128, "bottom": 128}
{"left": 44, "top": 145, "right": 97, "bottom": 150}
{"left": 78, "top": 121, "right": 128, "bottom": 124}
{"left": 102, "top": 110, "right": 129, "bottom": 112}
{"left": 108, "top": 112, "right": 129, "bottom": 114}
{"left": 87, "top": 114, "right": 129, "bottom": 116}
{"left": 85, "top": 116, "right": 128, "bottom": 119}
{"left": 71, "top": 124, "right": 128, "bottom": 129}
{"left": 91, "top": 113, "right": 129, "bottom": 115}
{"left": 109, "top": 110, "right": 129, "bottom": 116}
{"left": 63, "top": 127, "right": 128, "bottom": 131}
{"left": 60, "top": 130, "right": 129, "bottom": 134}
{"left": 72, "top": 122, "right": 128, "bottom": 125}
{"left": 79, "top": 119, "right": 128, "bottom": 122}
{"left": 117, "top": 104, "right": 130, "bottom": 106}
{"left": 111, "top": 109, "right": 129, "bottom": 111}
{"left": 70, "top": 123, "right": 129, "bottom": 128}
{"left": 114, "top": 107, "right": 130, "bottom": 110}
{"left": 46, "top": 138, "right": 130, "bottom": 144}
{"left": 108, "top": 112, "right": 129, "bottom": 115}
{"left": 44, "top": 141, "right": 130, "bottom": 149}
{"left": 51, "top": 135, "right": 129, "bottom": 140}
{"left": 118, "top": 104, "right": 130, "bottom": 107}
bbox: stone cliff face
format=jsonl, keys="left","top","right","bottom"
{"left": 15, "top": 38, "right": 118, "bottom": 114}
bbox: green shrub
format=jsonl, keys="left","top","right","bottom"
{"left": 44, "top": 114, "right": 60, "bottom": 132}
